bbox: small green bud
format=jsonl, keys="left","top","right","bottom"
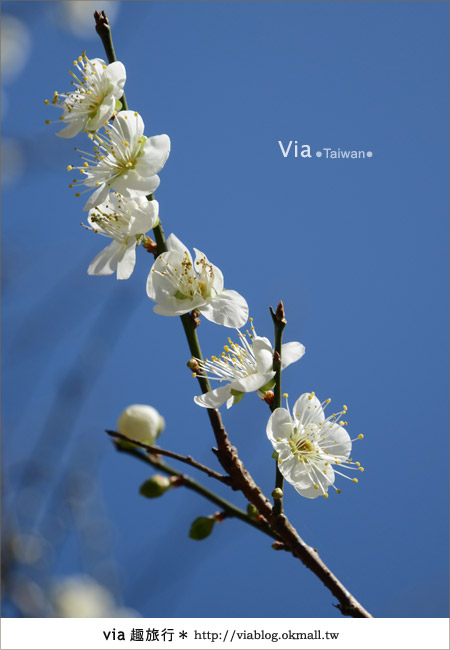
{"left": 139, "top": 475, "right": 171, "bottom": 498}
{"left": 272, "top": 487, "right": 283, "bottom": 499}
{"left": 189, "top": 516, "right": 215, "bottom": 540}
{"left": 115, "top": 99, "right": 123, "bottom": 111}
{"left": 271, "top": 450, "right": 279, "bottom": 460}
{"left": 247, "top": 504, "right": 259, "bottom": 520}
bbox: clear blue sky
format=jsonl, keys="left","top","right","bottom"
{"left": 2, "top": 1, "right": 449, "bottom": 618}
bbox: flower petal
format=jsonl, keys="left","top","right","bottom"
{"left": 153, "top": 295, "right": 206, "bottom": 317}
{"left": 266, "top": 407, "right": 292, "bottom": 444}
{"left": 252, "top": 336, "right": 274, "bottom": 373}
{"left": 139, "top": 134, "right": 171, "bottom": 175}
{"left": 319, "top": 423, "right": 351, "bottom": 460}
{"left": 281, "top": 341, "right": 305, "bottom": 370}
{"left": 200, "top": 290, "right": 248, "bottom": 328}
{"left": 194, "top": 385, "right": 232, "bottom": 409}
{"left": 56, "top": 118, "right": 85, "bottom": 138}
{"left": 87, "top": 240, "right": 123, "bottom": 276}
{"left": 116, "top": 240, "right": 137, "bottom": 280}
{"left": 83, "top": 183, "right": 109, "bottom": 211}
{"left": 129, "top": 199, "right": 159, "bottom": 234}
{"left": 112, "top": 171, "right": 160, "bottom": 196}
{"left": 231, "top": 371, "right": 274, "bottom": 393}
{"left": 292, "top": 393, "right": 325, "bottom": 426}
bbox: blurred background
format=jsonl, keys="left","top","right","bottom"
{"left": 1, "top": 0, "right": 448, "bottom": 618}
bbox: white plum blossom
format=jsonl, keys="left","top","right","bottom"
{"left": 267, "top": 392, "right": 364, "bottom": 498}
{"left": 193, "top": 320, "right": 305, "bottom": 409}
{"left": 117, "top": 404, "right": 165, "bottom": 446}
{"left": 146, "top": 234, "right": 248, "bottom": 328}
{"left": 46, "top": 52, "right": 126, "bottom": 138}
{"left": 86, "top": 192, "right": 159, "bottom": 279}
{"left": 68, "top": 110, "right": 170, "bottom": 210}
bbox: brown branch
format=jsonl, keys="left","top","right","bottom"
{"left": 206, "top": 408, "right": 373, "bottom": 618}
{"left": 106, "top": 430, "right": 232, "bottom": 485}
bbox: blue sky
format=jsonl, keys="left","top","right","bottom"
{"left": 2, "top": 1, "right": 449, "bottom": 618}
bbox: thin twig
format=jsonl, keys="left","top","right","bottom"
{"left": 111, "top": 439, "right": 278, "bottom": 540}
{"left": 106, "top": 430, "right": 231, "bottom": 485}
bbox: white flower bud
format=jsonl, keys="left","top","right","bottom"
{"left": 117, "top": 404, "right": 165, "bottom": 446}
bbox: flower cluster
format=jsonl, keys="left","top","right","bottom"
{"left": 49, "top": 52, "right": 364, "bottom": 501}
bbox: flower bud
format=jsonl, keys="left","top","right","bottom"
{"left": 189, "top": 516, "right": 215, "bottom": 540}
{"left": 139, "top": 475, "right": 171, "bottom": 498}
{"left": 272, "top": 487, "right": 283, "bottom": 499}
{"left": 117, "top": 404, "right": 165, "bottom": 446}
{"left": 247, "top": 503, "right": 259, "bottom": 520}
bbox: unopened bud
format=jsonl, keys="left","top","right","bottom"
{"left": 272, "top": 541, "right": 285, "bottom": 551}
{"left": 189, "top": 516, "right": 215, "bottom": 540}
{"left": 272, "top": 487, "right": 283, "bottom": 499}
{"left": 117, "top": 404, "right": 165, "bottom": 446}
{"left": 247, "top": 504, "right": 259, "bottom": 520}
{"left": 139, "top": 475, "right": 171, "bottom": 498}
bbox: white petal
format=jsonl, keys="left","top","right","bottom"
{"left": 320, "top": 423, "right": 351, "bottom": 459}
{"left": 194, "top": 385, "right": 232, "bottom": 409}
{"left": 107, "top": 61, "right": 126, "bottom": 93}
{"left": 139, "top": 134, "right": 171, "bottom": 175}
{"left": 112, "top": 171, "right": 160, "bottom": 196}
{"left": 153, "top": 295, "right": 206, "bottom": 317}
{"left": 166, "top": 233, "right": 189, "bottom": 255}
{"left": 83, "top": 183, "right": 109, "bottom": 211}
{"left": 292, "top": 393, "right": 325, "bottom": 426}
{"left": 201, "top": 290, "right": 248, "bottom": 328}
{"left": 232, "top": 371, "right": 274, "bottom": 393}
{"left": 266, "top": 407, "right": 292, "bottom": 444}
{"left": 86, "top": 100, "right": 115, "bottom": 132}
{"left": 193, "top": 249, "right": 224, "bottom": 294}
{"left": 56, "top": 118, "right": 85, "bottom": 138}
{"left": 87, "top": 240, "right": 122, "bottom": 276}
{"left": 280, "top": 341, "right": 305, "bottom": 370}
{"left": 116, "top": 240, "right": 136, "bottom": 280}
{"left": 129, "top": 199, "right": 158, "bottom": 234}
{"left": 252, "top": 336, "right": 274, "bottom": 373}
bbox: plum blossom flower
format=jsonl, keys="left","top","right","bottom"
{"left": 67, "top": 111, "right": 170, "bottom": 210}
{"left": 193, "top": 320, "right": 305, "bottom": 409}
{"left": 267, "top": 392, "right": 364, "bottom": 498}
{"left": 46, "top": 52, "right": 126, "bottom": 138}
{"left": 85, "top": 192, "right": 159, "bottom": 279}
{"left": 146, "top": 234, "right": 248, "bottom": 328}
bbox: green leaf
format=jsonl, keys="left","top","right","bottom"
{"left": 139, "top": 475, "right": 171, "bottom": 498}
{"left": 189, "top": 516, "right": 215, "bottom": 540}
{"left": 272, "top": 450, "right": 279, "bottom": 460}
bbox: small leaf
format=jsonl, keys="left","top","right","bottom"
{"left": 139, "top": 475, "right": 171, "bottom": 498}
{"left": 189, "top": 516, "right": 215, "bottom": 540}
{"left": 272, "top": 450, "right": 279, "bottom": 460}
